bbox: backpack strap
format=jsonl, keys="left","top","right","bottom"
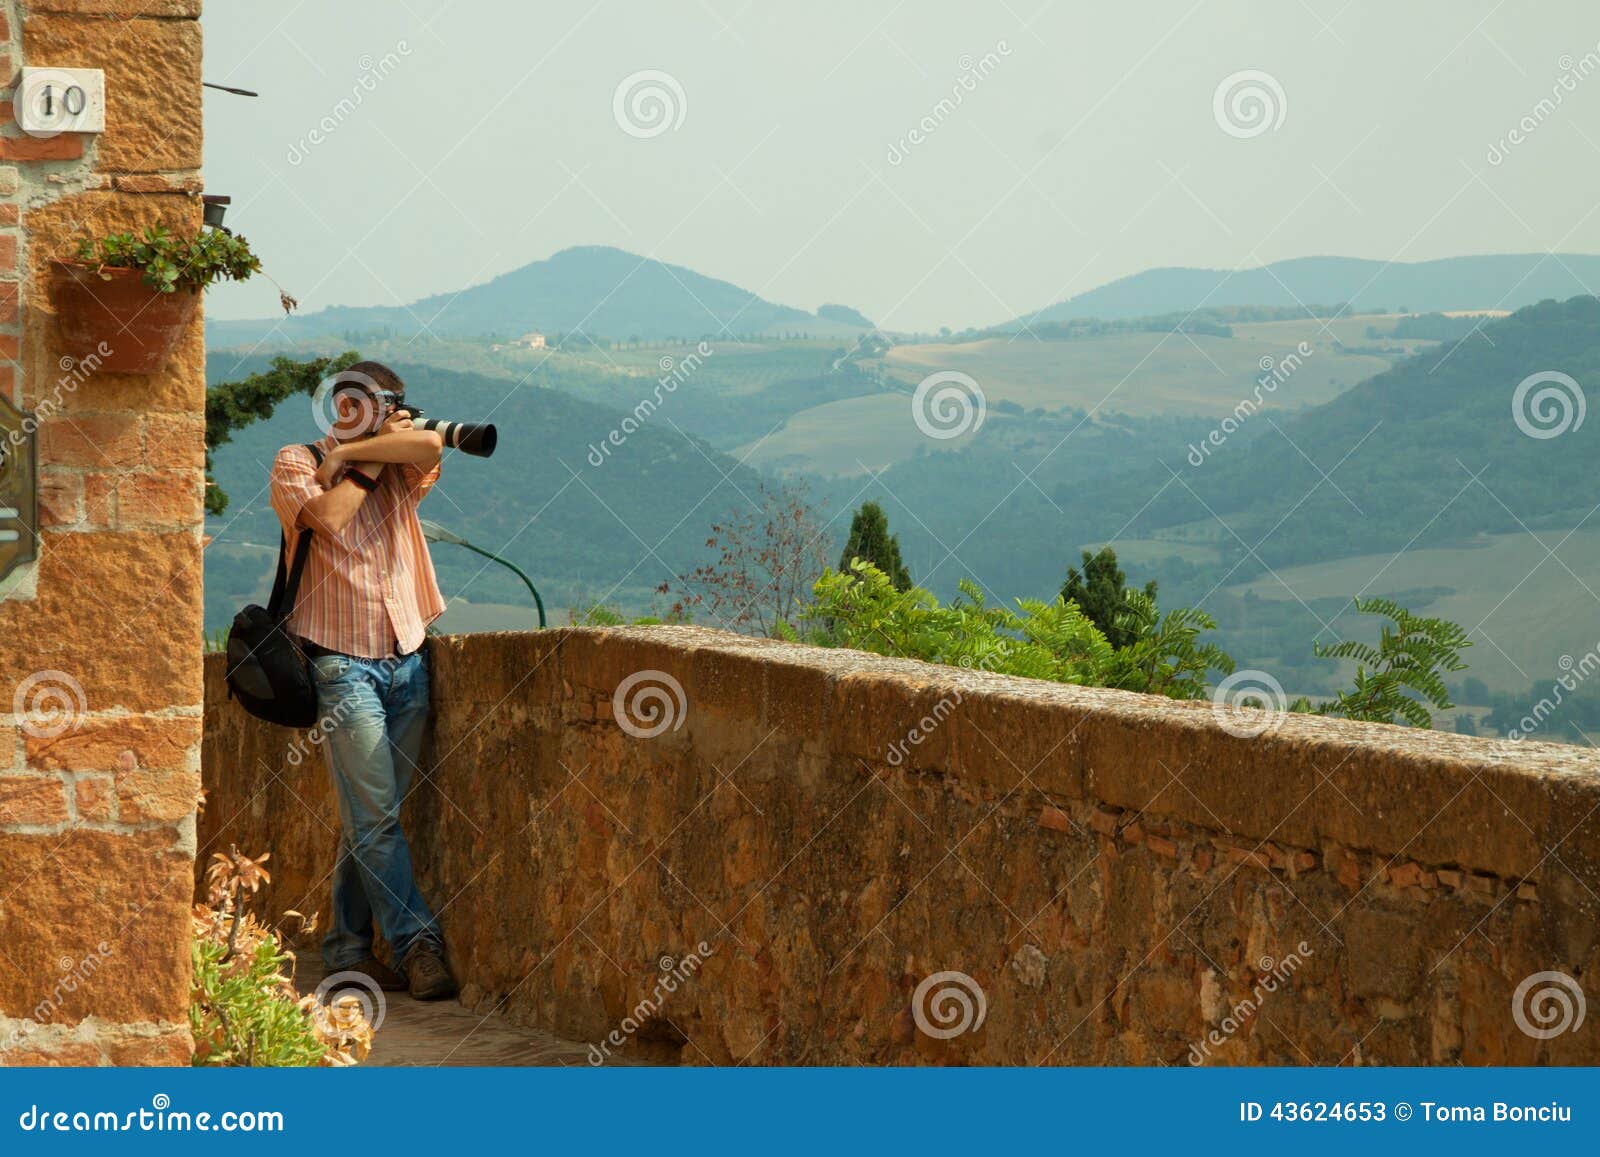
{"left": 268, "top": 443, "right": 325, "bottom": 621}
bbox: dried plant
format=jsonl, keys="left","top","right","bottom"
{"left": 190, "top": 846, "right": 371, "bottom": 1066}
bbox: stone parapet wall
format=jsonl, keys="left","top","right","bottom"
{"left": 201, "top": 627, "right": 1600, "bottom": 1064}
{"left": 0, "top": 0, "right": 204, "bottom": 1067}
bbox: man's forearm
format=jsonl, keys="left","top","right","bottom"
{"left": 300, "top": 462, "right": 386, "bottom": 535}
{"left": 335, "top": 429, "right": 443, "bottom": 466}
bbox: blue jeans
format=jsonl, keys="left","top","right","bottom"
{"left": 310, "top": 649, "right": 443, "bottom": 971}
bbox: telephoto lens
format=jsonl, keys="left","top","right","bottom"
{"left": 417, "top": 419, "right": 497, "bottom": 457}
{"left": 393, "top": 405, "right": 498, "bottom": 458}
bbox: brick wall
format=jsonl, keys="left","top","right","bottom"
{"left": 0, "top": 0, "right": 204, "bottom": 1066}
{"left": 201, "top": 628, "right": 1600, "bottom": 1065}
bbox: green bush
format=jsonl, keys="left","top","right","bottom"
{"left": 806, "top": 560, "right": 1234, "bottom": 699}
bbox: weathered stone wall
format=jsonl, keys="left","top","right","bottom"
{"left": 0, "top": 0, "right": 204, "bottom": 1066}
{"left": 201, "top": 628, "right": 1600, "bottom": 1065}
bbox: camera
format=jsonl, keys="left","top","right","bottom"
{"left": 392, "top": 404, "right": 498, "bottom": 458}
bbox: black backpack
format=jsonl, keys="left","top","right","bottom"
{"left": 224, "top": 444, "right": 324, "bottom": 728}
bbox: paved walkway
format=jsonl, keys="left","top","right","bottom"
{"left": 297, "top": 964, "right": 598, "bottom": 1067}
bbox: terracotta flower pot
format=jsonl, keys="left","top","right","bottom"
{"left": 50, "top": 261, "right": 201, "bottom": 374}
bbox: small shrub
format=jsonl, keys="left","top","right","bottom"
{"left": 190, "top": 847, "right": 372, "bottom": 1067}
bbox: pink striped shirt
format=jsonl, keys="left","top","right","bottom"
{"left": 269, "top": 435, "right": 445, "bottom": 658}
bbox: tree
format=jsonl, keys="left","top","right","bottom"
{"left": 661, "top": 480, "right": 830, "bottom": 637}
{"left": 838, "top": 501, "right": 911, "bottom": 591}
{"left": 1060, "top": 547, "right": 1157, "bottom": 650}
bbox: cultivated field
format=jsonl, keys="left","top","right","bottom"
{"left": 878, "top": 325, "right": 1399, "bottom": 417}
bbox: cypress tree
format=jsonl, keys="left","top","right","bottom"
{"left": 839, "top": 501, "right": 912, "bottom": 591}
{"left": 1060, "top": 546, "right": 1157, "bottom": 649}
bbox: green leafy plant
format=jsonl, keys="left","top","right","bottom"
{"left": 805, "top": 560, "right": 1233, "bottom": 698}
{"left": 76, "top": 226, "right": 269, "bottom": 295}
{"left": 1294, "top": 597, "right": 1471, "bottom": 726}
{"left": 190, "top": 847, "right": 372, "bottom": 1067}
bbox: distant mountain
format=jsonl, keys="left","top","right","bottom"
{"left": 206, "top": 246, "right": 870, "bottom": 346}
{"left": 1006, "top": 254, "right": 1600, "bottom": 327}
{"left": 817, "top": 303, "right": 876, "bottom": 329}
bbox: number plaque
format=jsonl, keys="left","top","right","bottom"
{"left": 17, "top": 67, "right": 106, "bottom": 136}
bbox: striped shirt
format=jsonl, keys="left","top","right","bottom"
{"left": 269, "top": 435, "right": 444, "bottom": 659}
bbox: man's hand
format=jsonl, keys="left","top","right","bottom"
{"left": 313, "top": 447, "right": 344, "bottom": 491}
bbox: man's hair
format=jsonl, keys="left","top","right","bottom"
{"left": 334, "top": 360, "right": 406, "bottom": 400}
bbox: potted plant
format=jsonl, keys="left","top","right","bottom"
{"left": 52, "top": 226, "right": 294, "bottom": 373}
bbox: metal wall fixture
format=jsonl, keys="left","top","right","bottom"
{"left": 0, "top": 393, "right": 38, "bottom": 583}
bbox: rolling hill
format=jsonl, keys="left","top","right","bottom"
{"left": 1006, "top": 254, "right": 1600, "bottom": 327}
{"left": 204, "top": 245, "right": 872, "bottom": 346}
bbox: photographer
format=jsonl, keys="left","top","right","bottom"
{"left": 267, "top": 360, "right": 457, "bottom": 1000}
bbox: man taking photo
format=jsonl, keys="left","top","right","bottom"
{"left": 269, "top": 360, "right": 458, "bottom": 1000}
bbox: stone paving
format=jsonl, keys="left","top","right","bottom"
{"left": 296, "top": 964, "right": 599, "bottom": 1067}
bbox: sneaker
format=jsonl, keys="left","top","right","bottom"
{"left": 404, "top": 945, "right": 457, "bottom": 1000}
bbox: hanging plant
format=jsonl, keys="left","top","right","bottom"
{"left": 54, "top": 226, "right": 296, "bottom": 373}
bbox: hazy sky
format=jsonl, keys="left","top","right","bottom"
{"left": 202, "top": 0, "right": 1600, "bottom": 330}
